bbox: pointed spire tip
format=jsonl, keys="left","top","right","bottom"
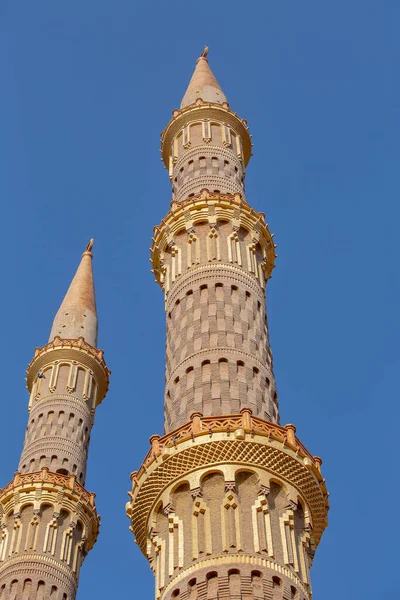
{"left": 83, "top": 238, "right": 94, "bottom": 258}
{"left": 181, "top": 48, "right": 227, "bottom": 109}
{"left": 198, "top": 46, "right": 209, "bottom": 61}
{"left": 49, "top": 241, "right": 98, "bottom": 346}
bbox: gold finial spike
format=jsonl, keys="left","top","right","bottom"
{"left": 85, "top": 238, "right": 94, "bottom": 255}
{"left": 200, "top": 46, "right": 209, "bottom": 59}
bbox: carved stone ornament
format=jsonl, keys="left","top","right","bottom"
{"left": 191, "top": 487, "right": 203, "bottom": 499}
{"left": 224, "top": 481, "right": 236, "bottom": 493}
{"left": 258, "top": 485, "right": 271, "bottom": 497}
{"left": 163, "top": 503, "right": 175, "bottom": 516}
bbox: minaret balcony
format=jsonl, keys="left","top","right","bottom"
{"left": 127, "top": 410, "right": 329, "bottom": 559}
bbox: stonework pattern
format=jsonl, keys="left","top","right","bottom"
{"left": 151, "top": 193, "right": 276, "bottom": 432}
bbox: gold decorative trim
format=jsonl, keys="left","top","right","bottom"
{"left": 151, "top": 193, "right": 275, "bottom": 289}
{"left": 0, "top": 470, "right": 99, "bottom": 550}
{"left": 26, "top": 338, "right": 110, "bottom": 405}
{"left": 136, "top": 412, "right": 321, "bottom": 473}
{"left": 0, "top": 552, "right": 78, "bottom": 581}
{"left": 127, "top": 413, "right": 328, "bottom": 554}
{"left": 27, "top": 394, "right": 87, "bottom": 409}
{"left": 165, "top": 262, "right": 266, "bottom": 310}
{"left": 0, "top": 469, "right": 95, "bottom": 510}
{"left": 161, "top": 103, "right": 252, "bottom": 167}
{"left": 160, "top": 553, "right": 310, "bottom": 600}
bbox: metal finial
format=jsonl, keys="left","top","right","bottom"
{"left": 200, "top": 46, "right": 209, "bottom": 59}
{"left": 85, "top": 239, "right": 94, "bottom": 253}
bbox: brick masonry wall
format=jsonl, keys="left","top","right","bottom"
{"left": 149, "top": 472, "right": 311, "bottom": 600}
{"left": 172, "top": 142, "right": 245, "bottom": 202}
{"left": 163, "top": 220, "right": 278, "bottom": 432}
{"left": 0, "top": 502, "right": 84, "bottom": 600}
{"left": 18, "top": 362, "right": 98, "bottom": 486}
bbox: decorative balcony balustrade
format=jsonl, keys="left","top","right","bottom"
{"left": 134, "top": 409, "right": 323, "bottom": 481}
{"left": 0, "top": 468, "right": 96, "bottom": 508}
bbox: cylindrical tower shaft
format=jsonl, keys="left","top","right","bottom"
{"left": 127, "top": 52, "right": 329, "bottom": 600}
{"left": 157, "top": 192, "right": 277, "bottom": 432}
{"left": 156, "top": 56, "right": 276, "bottom": 432}
{"left": 0, "top": 242, "right": 110, "bottom": 600}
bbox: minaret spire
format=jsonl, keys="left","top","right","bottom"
{"left": 49, "top": 238, "right": 98, "bottom": 347}
{"left": 0, "top": 240, "right": 110, "bottom": 599}
{"left": 180, "top": 48, "right": 228, "bottom": 108}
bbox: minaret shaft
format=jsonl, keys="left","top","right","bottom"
{"left": 161, "top": 200, "right": 277, "bottom": 432}
{"left": 128, "top": 52, "right": 329, "bottom": 600}
{"left": 0, "top": 243, "right": 110, "bottom": 600}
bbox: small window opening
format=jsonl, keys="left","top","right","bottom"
{"left": 272, "top": 576, "right": 282, "bottom": 588}
{"left": 56, "top": 468, "right": 68, "bottom": 476}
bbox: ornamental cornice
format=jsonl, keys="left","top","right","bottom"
{"left": 151, "top": 192, "right": 276, "bottom": 288}
{"left": 0, "top": 555, "right": 78, "bottom": 592}
{"left": 126, "top": 413, "right": 329, "bottom": 555}
{"left": 26, "top": 337, "right": 110, "bottom": 405}
{"left": 161, "top": 103, "right": 252, "bottom": 167}
{"left": 159, "top": 554, "right": 310, "bottom": 600}
{"left": 19, "top": 439, "right": 88, "bottom": 467}
{"left": 165, "top": 263, "right": 267, "bottom": 309}
{"left": 0, "top": 554, "right": 78, "bottom": 580}
{"left": 0, "top": 469, "right": 99, "bottom": 549}
{"left": 28, "top": 394, "right": 83, "bottom": 407}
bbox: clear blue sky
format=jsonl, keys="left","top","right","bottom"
{"left": 1, "top": 1, "right": 399, "bottom": 598}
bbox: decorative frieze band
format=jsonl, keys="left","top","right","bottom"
{"left": 26, "top": 338, "right": 110, "bottom": 406}
{"left": 159, "top": 554, "right": 311, "bottom": 600}
{"left": 127, "top": 422, "right": 328, "bottom": 557}
{"left": 151, "top": 193, "right": 276, "bottom": 293}
{"left": 161, "top": 103, "right": 252, "bottom": 168}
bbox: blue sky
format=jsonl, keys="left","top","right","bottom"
{"left": 1, "top": 1, "right": 399, "bottom": 598}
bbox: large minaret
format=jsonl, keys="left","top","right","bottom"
{"left": 127, "top": 52, "right": 329, "bottom": 600}
{"left": 0, "top": 241, "right": 110, "bottom": 600}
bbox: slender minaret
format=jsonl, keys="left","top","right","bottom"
{"left": 127, "top": 51, "right": 329, "bottom": 600}
{"left": 0, "top": 241, "right": 110, "bottom": 600}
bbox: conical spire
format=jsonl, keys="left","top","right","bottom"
{"left": 180, "top": 48, "right": 227, "bottom": 109}
{"left": 49, "top": 239, "right": 98, "bottom": 347}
